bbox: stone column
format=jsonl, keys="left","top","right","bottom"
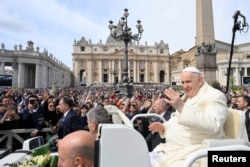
{"left": 99, "top": 60, "right": 102, "bottom": 82}
{"left": 217, "top": 68, "right": 222, "bottom": 83}
{"left": 244, "top": 67, "right": 248, "bottom": 76}
{"left": 109, "top": 60, "right": 112, "bottom": 83}
{"left": 35, "top": 64, "right": 41, "bottom": 88}
{"left": 88, "top": 60, "right": 92, "bottom": 83}
{"left": 12, "top": 69, "right": 18, "bottom": 88}
{"left": 235, "top": 67, "right": 239, "bottom": 86}
{"left": 216, "top": 69, "right": 218, "bottom": 83}
{"left": 133, "top": 60, "right": 137, "bottom": 82}
{"left": 50, "top": 67, "right": 53, "bottom": 87}
{"left": 145, "top": 61, "right": 148, "bottom": 82}
{"left": 0, "top": 62, "right": 5, "bottom": 74}
{"left": 154, "top": 61, "right": 158, "bottom": 82}
{"left": 18, "top": 63, "right": 25, "bottom": 88}
{"left": 76, "top": 60, "right": 80, "bottom": 86}
{"left": 42, "top": 65, "right": 49, "bottom": 88}
{"left": 48, "top": 67, "right": 52, "bottom": 87}
{"left": 119, "top": 61, "right": 122, "bottom": 82}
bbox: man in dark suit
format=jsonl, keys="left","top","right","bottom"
{"left": 146, "top": 99, "right": 175, "bottom": 151}
{"left": 22, "top": 94, "right": 46, "bottom": 137}
{"left": 236, "top": 95, "right": 250, "bottom": 142}
{"left": 57, "top": 96, "right": 84, "bottom": 139}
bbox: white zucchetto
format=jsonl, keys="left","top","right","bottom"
{"left": 182, "top": 67, "right": 201, "bottom": 74}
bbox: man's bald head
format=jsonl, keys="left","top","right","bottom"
{"left": 58, "top": 130, "right": 95, "bottom": 167}
{"left": 62, "top": 130, "right": 95, "bottom": 148}
{"left": 153, "top": 99, "right": 168, "bottom": 114}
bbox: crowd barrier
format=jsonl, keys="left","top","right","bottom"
{"left": 0, "top": 128, "right": 52, "bottom": 151}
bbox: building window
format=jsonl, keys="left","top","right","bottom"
{"left": 81, "top": 46, "right": 85, "bottom": 52}
{"left": 130, "top": 76, "right": 134, "bottom": 83}
{"left": 160, "top": 70, "right": 165, "bottom": 83}
{"left": 103, "top": 74, "right": 108, "bottom": 83}
{"left": 160, "top": 49, "right": 164, "bottom": 54}
{"left": 115, "top": 76, "right": 118, "bottom": 83}
{"left": 140, "top": 74, "right": 144, "bottom": 82}
{"left": 94, "top": 48, "right": 97, "bottom": 52}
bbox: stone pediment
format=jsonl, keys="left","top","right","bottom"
{"left": 156, "top": 40, "right": 168, "bottom": 49}
{"left": 76, "top": 36, "right": 89, "bottom": 45}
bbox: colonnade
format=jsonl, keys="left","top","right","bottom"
{"left": 0, "top": 42, "right": 71, "bottom": 88}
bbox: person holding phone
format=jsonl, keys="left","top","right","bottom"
{"left": 22, "top": 94, "right": 46, "bottom": 137}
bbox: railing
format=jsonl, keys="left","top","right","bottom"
{"left": 0, "top": 128, "right": 52, "bottom": 151}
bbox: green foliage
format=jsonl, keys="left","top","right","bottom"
{"left": 8, "top": 144, "right": 58, "bottom": 167}
{"left": 230, "top": 77, "right": 237, "bottom": 93}
{"left": 211, "top": 80, "right": 220, "bottom": 89}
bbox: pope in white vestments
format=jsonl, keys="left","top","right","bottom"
{"left": 149, "top": 67, "right": 228, "bottom": 167}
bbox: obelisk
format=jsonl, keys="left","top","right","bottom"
{"left": 195, "top": 0, "right": 217, "bottom": 83}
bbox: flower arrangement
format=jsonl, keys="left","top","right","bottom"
{"left": 9, "top": 152, "right": 51, "bottom": 167}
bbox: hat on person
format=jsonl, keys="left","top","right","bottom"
{"left": 182, "top": 67, "right": 201, "bottom": 74}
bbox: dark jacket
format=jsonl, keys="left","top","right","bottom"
{"left": 57, "top": 109, "right": 84, "bottom": 139}
{"left": 146, "top": 110, "right": 175, "bottom": 151}
{"left": 22, "top": 106, "right": 45, "bottom": 131}
{"left": 245, "top": 109, "right": 250, "bottom": 142}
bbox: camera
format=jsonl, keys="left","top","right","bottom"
{"left": 29, "top": 99, "right": 35, "bottom": 105}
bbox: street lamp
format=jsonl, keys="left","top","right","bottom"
{"left": 109, "top": 8, "right": 143, "bottom": 97}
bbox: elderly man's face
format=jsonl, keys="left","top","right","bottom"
{"left": 58, "top": 142, "right": 75, "bottom": 167}
{"left": 181, "top": 72, "right": 203, "bottom": 98}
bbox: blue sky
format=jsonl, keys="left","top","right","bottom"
{"left": 0, "top": 0, "right": 249, "bottom": 70}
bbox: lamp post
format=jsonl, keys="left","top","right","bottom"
{"left": 109, "top": 8, "right": 143, "bottom": 97}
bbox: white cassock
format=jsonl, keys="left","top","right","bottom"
{"left": 152, "top": 82, "right": 228, "bottom": 167}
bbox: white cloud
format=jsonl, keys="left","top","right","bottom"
{"left": 0, "top": 0, "right": 249, "bottom": 70}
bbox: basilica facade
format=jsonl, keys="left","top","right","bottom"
{"left": 72, "top": 37, "right": 170, "bottom": 86}
{"left": 72, "top": 35, "right": 250, "bottom": 88}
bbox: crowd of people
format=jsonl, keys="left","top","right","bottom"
{"left": 1, "top": 66, "right": 250, "bottom": 167}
